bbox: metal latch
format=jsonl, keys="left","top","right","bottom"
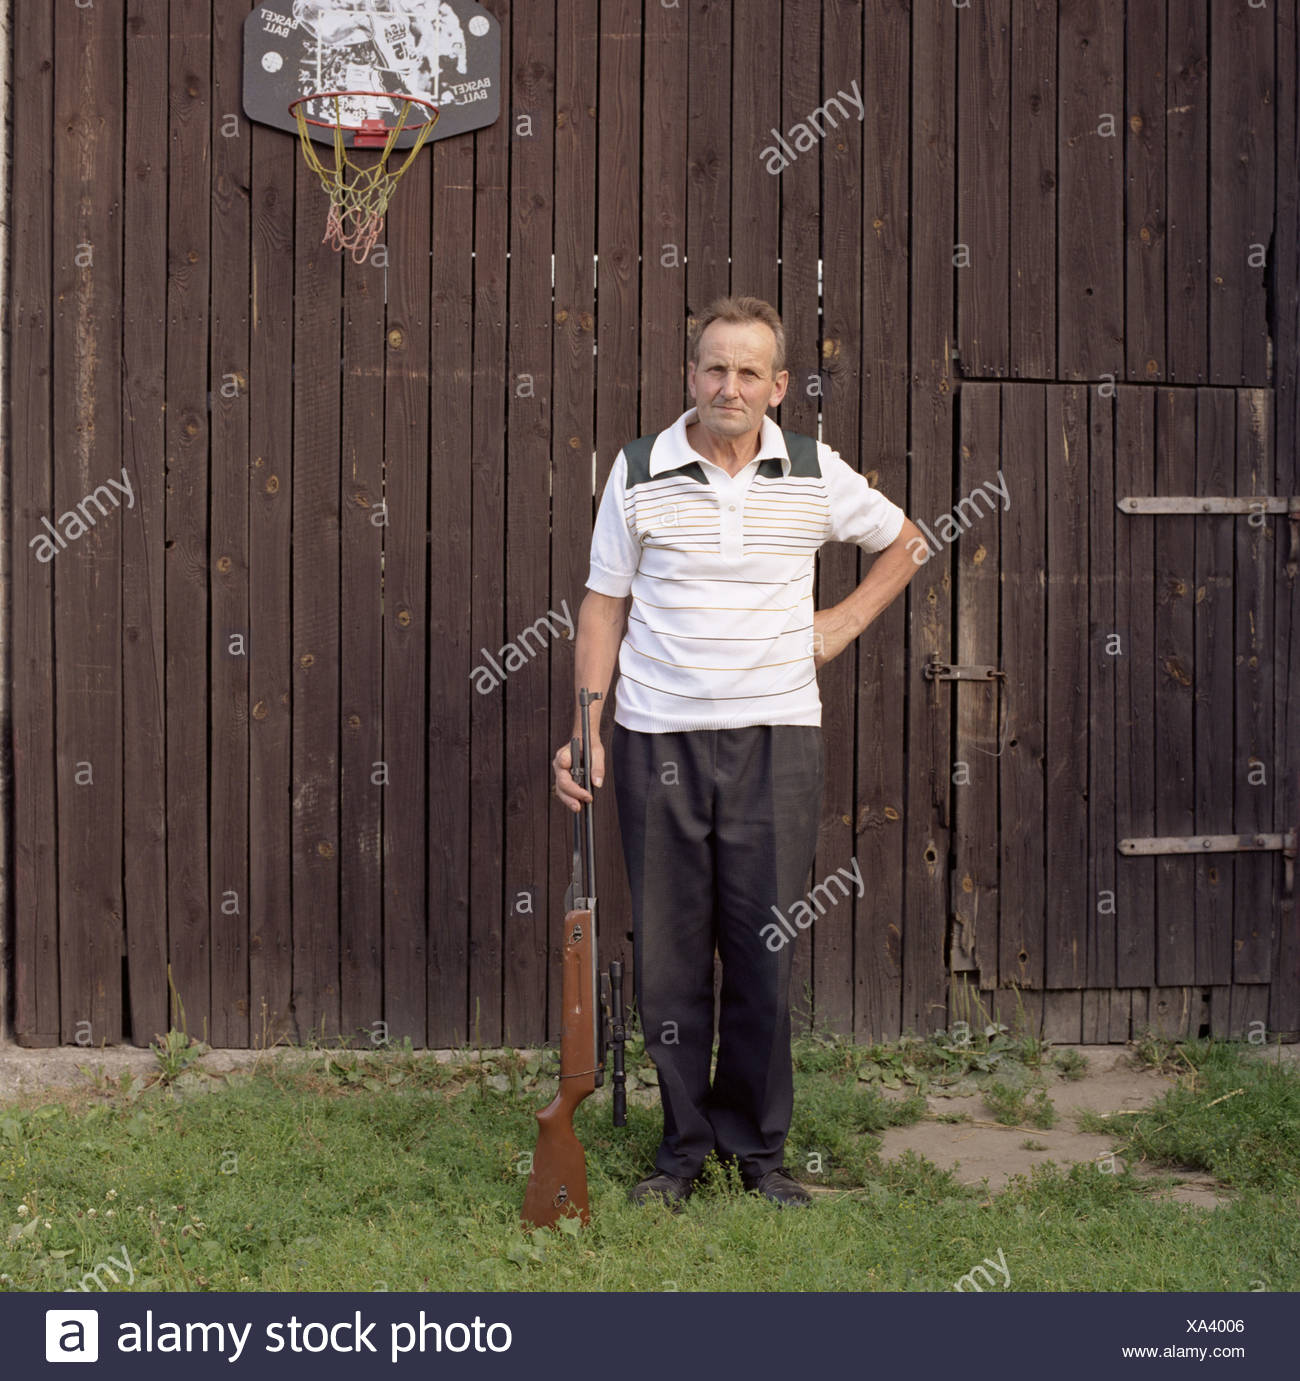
{"left": 922, "top": 653, "right": 1005, "bottom": 682}
{"left": 1118, "top": 495, "right": 1300, "bottom": 578}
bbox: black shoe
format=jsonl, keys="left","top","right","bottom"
{"left": 628, "top": 1169, "right": 695, "bottom": 1209}
{"left": 744, "top": 1167, "right": 812, "bottom": 1207}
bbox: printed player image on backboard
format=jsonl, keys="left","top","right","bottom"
{"left": 243, "top": 1, "right": 501, "bottom": 147}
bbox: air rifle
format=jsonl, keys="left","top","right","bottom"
{"left": 521, "top": 687, "right": 627, "bottom": 1229}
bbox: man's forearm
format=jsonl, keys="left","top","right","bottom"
{"left": 835, "top": 529, "right": 921, "bottom": 638}
{"left": 572, "top": 591, "right": 628, "bottom": 735}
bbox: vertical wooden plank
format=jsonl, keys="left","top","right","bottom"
{"left": 1228, "top": 983, "right": 1270, "bottom": 1039}
{"left": 291, "top": 147, "right": 342, "bottom": 1045}
{"left": 163, "top": 1, "right": 211, "bottom": 1040}
{"left": 1234, "top": 389, "right": 1276, "bottom": 981}
{"left": 1124, "top": 0, "right": 1166, "bottom": 383}
{"left": 952, "top": 384, "right": 1000, "bottom": 990}
{"left": 1056, "top": 0, "right": 1123, "bottom": 382}
{"left": 955, "top": 0, "right": 1009, "bottom": 377}
{"left": 815, "top": 0, "right": 864, "bottom": 1038}
{"left": 1165, "top": 1, "right": 1209, "bottom": 384}
{"left": 1114, "top": 387, "right": 1156, "bottom": 987}
{"left": 1044, "top": 385, "right": 1088, "bottom": 987}
{"left": 1042, "top": 990, "right": 1082, "bottom": 1043}
{"left": 1009, "top": 0, "right": 1056, "bottom": 379}
{"left": 1152, "top": 386, "right": 1195, "bottom": 985}
{"left": 503, "top": 0, "right": 557, "bottom": 1049}
{"left": 468, "top": 0, "right": 509, "bottom": 1049}
{"left": 906, "top": 0, "right": 957, "bottom": 1036}
{"left": 1086, "top": 386, "right": 1117, "bottom": 991}
{"left": 121, "top": 1, "right": 169, "bottom": 1047}
{"left": 383, "top": 142, "right": 431, "bottom": 1046}
{"left": 728, "top": 0, "right": 779, "bottom": 305}
{"left": 686, "top": 0, "right": 730, "bottom": 310}
{"left": 1209, "top": 0, "right": 1274, "bottom": 386}
{"left": 1193, "top": 387, "right": 1235, "bottom": 985}
{"left": 209, "top": 0, "right": 251, "bottom": 1048}
{"left": 426, "top": 111, "right": 476, "bottom": 1048}
{"left": 998, "top": 384, "right": 1045, "bottom": 993}
{"left": 10, "top": 0, "right": 59, "bottom": 1045}
{"left": 338, "top": 207, "right": 388, "bottom": 1044}
{"left": 248, "top": 109, "right": 295, "bottom": 1049}
{"left": 778, "top": 0, "right": 821, "bottom": 441}
{"left": 777, "top": 0, "right": 822, "bottom": 1037}
{"left": 855, "top": 0, "right": 907, "bottom": 1040}
{"left": 552, "top": 0, "right": 604, "bottom": 1043}
{"left": 593, "top": 0, "right": 643, "bottom": 1032}
{"left": 1271, "top": 0, "right": 1300, "bottom": 1038}
{"left": 640, "top": 0, "right": 687, "bottom": 427}
{"left": 53, "top": 0, "right": 126, "bottom": 1044}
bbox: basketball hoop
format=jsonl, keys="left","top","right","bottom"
{"left": 289, "top": 91, "right": 440, "bottom": 265}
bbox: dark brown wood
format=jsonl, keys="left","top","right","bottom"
{"left": 337, "top": 186, "right": 387, "bottom": 1045}
{"left": 640, "top": 0, "right": 687, "bottom": 427}
{"left": 1272, "top": 0, "right": 1300, "bottom": 1039}
{"left": 9, "top": 1, "right": 1300, "bottom": 1049}
{"left": 504, "top": 0, "right": 557, "bottom": 1049}
{"left": 1165, "top": 1, "right": 1209, "bottom": 384}
{"left": 904, "top": 0, "right": 957, "bottom": 1037}
{"left": 383, "top": 120, "right": 433, "bottom": 1048}
{"left": 1152, "top": 387, "right": 1196, "bottom": 985}
{"left": 1044, "top": 384, "right": 1089, "bottom": 987}
{"left": 685, "top": 0, "right": 730, "bottom": 311}
{"left": 426, "top": 114, "right": 476, "bottom": 1048}
{"left": 855, "top": 0, "right": 908, "bottom": 1039}
{"left": 163, "top": 4, "right": 211, "bottom": 1041}
{"left": 53, "top": 0, "right": 126, "bottom": 1047}
{"left": 814, "top": 0, "right": 865, "bottom": 1039}
{"left": 468, "top": 0, "right": 510, "bottom": 1049}
{"left": 1086, "top": 384, "right": 1117, "bottom": 990}
{"left": 121, "top": 0, "right": 170, "bottom": 1050}
{"left": 1009, "top": 0, "right": 1056, "bottom": 379}
{"left": 290, "top": 152, "right": 342, "bottom": 1043}
{"left": 1056, "top": 0, "right": 1124, "bottom": 382}
{"left": 1114, "top": 386, "right": 1156, "bottom": 987}
{"left": 956, "top": 0, "right": 1010, "bottom": 378}
{"left": 1124, "top": 0, "right": 1166, "bottom": 383}
{"left": 10, "top": 0, "right": 59, "bottom": 1046}
{"left": 775, "top": 0, "right": 821, "bottom": 1034}
{"left": 1208, "top": 1, "right": 1273, "bottom": 387}
{"left": 728, "top": 0, "right": 779, "bottom": 306}
{"left": 999, "top": 385, "right": 1046, "bottom": 993}
{"left": 247, "top": 107, "right": 296, "bottom": 1049}
{"left": 594, "top": 0, "right": 643, "bottom": 1037}
{"left": 1234, "top": 390, "right": 1276, "bottom": 981}
{"left": 1193, "top": 388, "right": 1236, "bottom": 986}
{"left": 952, "top": 384, "right": 1001, "bottom": 993}
{"left": 552, "top": 0, "right": 603, "bottom": 1042}
{"left": 209, "top": 0, "right": 251, "bottom": 1049}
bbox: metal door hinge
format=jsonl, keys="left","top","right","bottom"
{"left": 1118, "top": 495, "right": 1300, "bottom": 577}
{"left": 1119, "top": 831, "right": 1296, "bottom": 898}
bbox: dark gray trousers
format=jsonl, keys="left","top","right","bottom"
{"left": 612, "top": 721, "right": 824, "bottom": 1181}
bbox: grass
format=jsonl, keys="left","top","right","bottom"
{"left": 0, "top": 1026, "right": 1297, "bottom": 1292}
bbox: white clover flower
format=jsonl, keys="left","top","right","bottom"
{"left": 16, "top": 1205, "right": 29, "bottom": 1217}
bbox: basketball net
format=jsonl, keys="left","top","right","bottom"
{"left": 292, "top": 95, "right": 439, "bottom": 265}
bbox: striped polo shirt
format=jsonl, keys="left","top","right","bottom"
{"left": 585, "top": 407, "right": 907, "bottom": 732}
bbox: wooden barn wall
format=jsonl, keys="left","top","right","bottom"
{"left": 4, "top": 1, "right": 1297, "bottom": 1050}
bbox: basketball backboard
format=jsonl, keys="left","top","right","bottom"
{"left": 243, "top": 1, "right": 501, "bottom": 148}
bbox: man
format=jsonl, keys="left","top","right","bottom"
{"left": 553, "top": 296, "right": 923, "bottom": 1208}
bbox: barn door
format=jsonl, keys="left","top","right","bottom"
{"left": 944, "top": 382, "right": 1296, "bottom": 1041}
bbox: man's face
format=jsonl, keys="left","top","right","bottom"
{"left": 687, "top": 320, "right": 789, "bottom": 441}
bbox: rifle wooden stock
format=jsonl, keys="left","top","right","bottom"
{"left": 520, "top": 905, "right": 598, "bottom": 1229}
